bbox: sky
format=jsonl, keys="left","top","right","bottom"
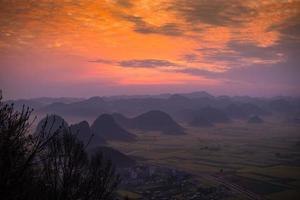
{"left": 0, "top": 0, "right": 299, "bottom": 99}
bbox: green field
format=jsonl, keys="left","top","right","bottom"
{"left": 110, "top": 121, "right": 300, "bottom": 199}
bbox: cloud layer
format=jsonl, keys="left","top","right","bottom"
{"left": 0, "top": 0, "right": 299, "bottom": 98}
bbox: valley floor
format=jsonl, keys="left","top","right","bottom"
{"left": 110, "top": 121, "right": 300, "bottom": 200}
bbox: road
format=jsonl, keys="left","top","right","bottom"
{"left": 199, "top": 173, "right": 265, "bottom": 200}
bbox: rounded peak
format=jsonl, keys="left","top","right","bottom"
{"left": 111, "top": 112, "right": 129, "bottom": 121}
{"left": 138, "top": 110, "right": 171, "bottom": 118}
{"left": 132, "top": 110, "right": 184, "bottom": 134}
{"left": 74, "top": 120, "right": 89, "bottom": 127}
{"left": 168, "top": 94, "right": 190, "bottom": 101}
{"left": 91, "top": 114, "right": 136, "bottom": 142}
{"left": 47, "top": 113, "right": 64, "bottom": 119}
{"left": 40, "top": 114, "right": 67, "bottom": 125}
{"left": 111, "top": 112, "right": 126, "bottom": 118}
{"left": 218, "top": 95, "right": 230, "bottom": 99}
{"left": 94, "top": 113, "right": 114, "bottom": 124}
{"left": 87, "top": 96, "right": 104, "bottom": 101}
{"left": 185, "top": 91, "right": 214, "bottom": 99}
{"left": 98, "top": 113, "right": 113, "bottom": 118}
{"left": 145, "top": 110, "right": 167, "bottom": 114}
{"left": 36, "top": 114, "right": 68, "bottom": 134}
{"left": 78, "top": 120, "right": 89, "bottom": 124}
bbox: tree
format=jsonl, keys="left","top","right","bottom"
{"left": 0, "top": 94, "right": 59, "bottom": 199}
{"left": 37, "top": 128, "right": 120, "bottom": 200}
{"left": 0, "top": 94, "right": 120, "bottom": 200}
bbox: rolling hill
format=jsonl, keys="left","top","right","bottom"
{"left": 35, "top": 114, "right": 68, "bottom": 134}
{"left": 91, "top": 114, "right": 136, "bottom": 142}
{"left": 113, "top": 110, "right": 185, "bottom": 135}
{"left": 70, "top": 121, "right": 106, "bottom": 147}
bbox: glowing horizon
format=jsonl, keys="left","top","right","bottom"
{"left": 0, "top": 0, "right": 299, "bottom": 99}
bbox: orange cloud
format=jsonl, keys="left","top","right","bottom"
{"left": 0, "top": 0, "right": 299, "bottom": 93}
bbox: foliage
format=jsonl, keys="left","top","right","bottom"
{"left": 0, "top": 95, "right": 120, "bottom": 200}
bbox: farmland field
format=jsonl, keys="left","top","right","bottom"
{"left": 110, "top": 120, "right": 300, "bottom": 199}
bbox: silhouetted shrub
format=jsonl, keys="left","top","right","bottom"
{"left": 0, "top": 95, "right": 120, "bottom": 200}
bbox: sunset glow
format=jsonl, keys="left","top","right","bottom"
{"left": 1, "top": 0, "right": 300, "bottom": 98}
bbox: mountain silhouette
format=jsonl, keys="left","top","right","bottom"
{"left": 167, "top": 94, "right": 191, "bottom": 104}
{"left": 113, "top": 110, "right": 185, "bottom": 135}
{"left": 182, "top": 91, "right": 214, "bottom": 99}
{"left": 70, "top": 121, "right": 106, "bottom": 147}
{"left": 38, "top": 96, "right": 109, "bottom": 118}
{"left": 225, "top": 103, "right": 268, "bottom": 119}
{"left": 111, "top": 113, "right": 132, "bottom": 127}
{"left": 91, "top": 114, "right": 136, "bottom": 142}
{"left": 189, "top": 106, "right": 230, "bottom": 125}
{"left": 89, "top": 146, "right": 136, "bottom": 168}
{"left": 16, "top": 91, "right": 298, "bottom": 126}
{"left": 35, "top": 114, "right": 68, "bottom": 134}
{"left": 132, "top": 110, "right": 185, "bottom": 135}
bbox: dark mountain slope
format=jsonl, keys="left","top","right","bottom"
{"left": 131, "top": 110, "right": 185, "bottom": 135}
{"left": 91, "top": 114, "right": 136, "bottom": 142}
{"left": 70, "top": 121, "right": 106, "bottom": 147}
{"left": 111, "top": 113, "right": 132, "bottom": 128}
{"left": 113, "top": 110, "right": 185, "bottom": 135}
{"left": 89, "top": 146, "right": 136, "bottom": 168}
{"left": 35, "top": 114, "right": 68, "bottom": 134}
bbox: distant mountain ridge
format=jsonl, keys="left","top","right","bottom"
{"left": 225, "top": 103, "right": 269, "bottom": 119}
{"left": 38, "top": 96, "right": 109, "bottom": 118}
{"left": 112, "top": 110, "right": 185, "bottom": 135}
{"left": 9, "top": 91, "right": 299, "bottom": 125}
